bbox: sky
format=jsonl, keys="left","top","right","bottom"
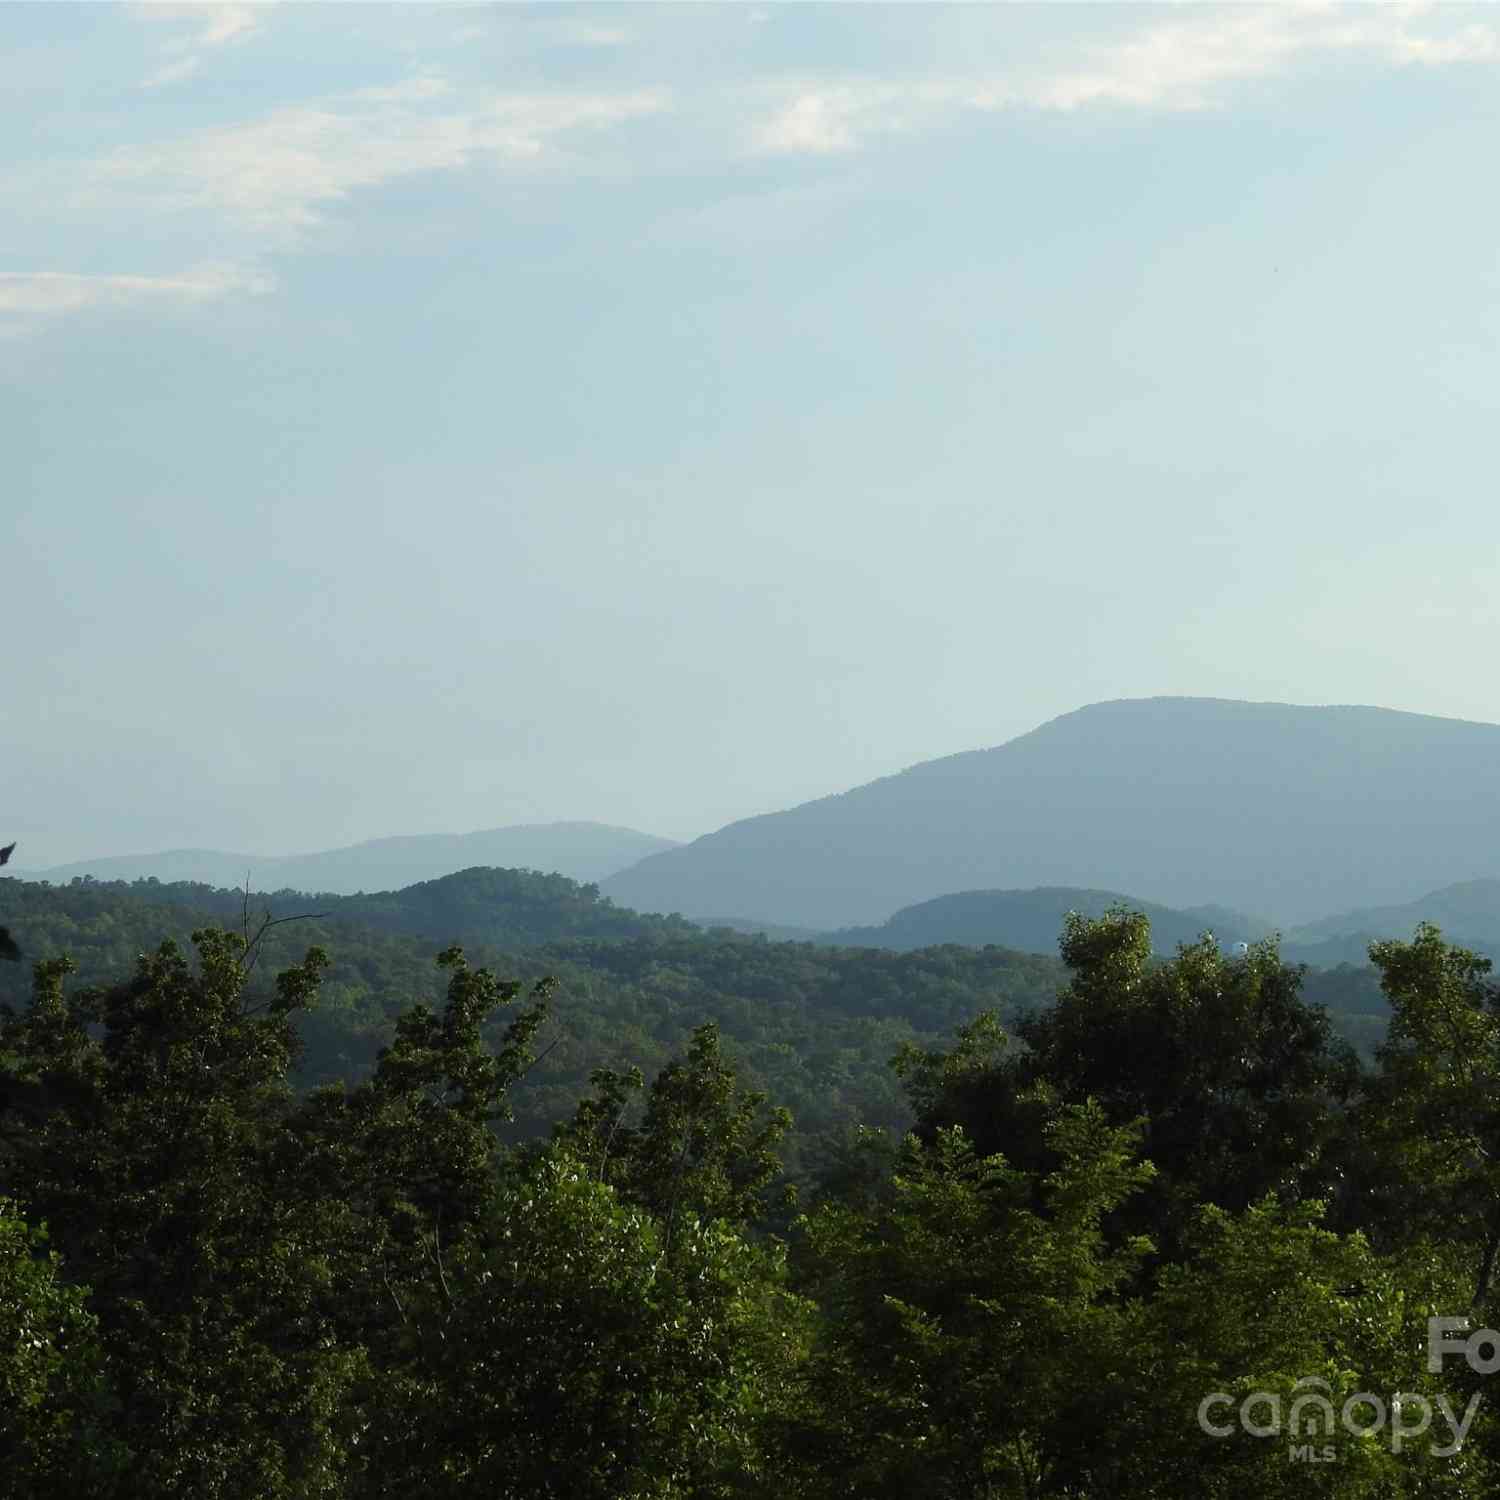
{"left": 7, "top": 1, "right": 1500, "bottom": 867}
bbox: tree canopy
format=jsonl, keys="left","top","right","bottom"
{"left": 2, "top": 883, "right": 1494, "bottom": 1496}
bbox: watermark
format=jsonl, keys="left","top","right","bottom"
{"left": 1195, "top": 1315, "right": 1493, "bottom": 1462}
{"left": 1428, "top": 1316, "right": 1500, "bottom": 1375}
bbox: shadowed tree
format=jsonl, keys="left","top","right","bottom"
{"left": 1, "top": 839, "right": 18, "bottom": 961}
{"left": 559, "top": 1022, "right": 792, "bottom": 1240}
{"left": 895, "top": 910, "right": 1359, "bottom": 1256}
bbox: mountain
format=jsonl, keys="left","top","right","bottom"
{"left": 602, "top": 697, "right": 1500, "bottom": 929}
{"left": 28, "top": 822, "right": 678, "bottom": 895}
{"left": 827, "top": 887, "right": 1265, "bottom": 956}
{"left": 0, "top": 866, "right": 692, "bottom": 989}
{"left": 1281, "top": 879, "right": 1500, "bottom": 966}
{"left": 327, "top": 866, "right": 694, "bottom": 948}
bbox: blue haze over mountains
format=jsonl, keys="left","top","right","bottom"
{"left": 27, "top": 699, "right": 1500, "bottom": 954}
{"left": 602, "top": 698, "right": 1500, "bottom": 931}
{"left": 26, "top": 823, "right": 677, "bottom": 896}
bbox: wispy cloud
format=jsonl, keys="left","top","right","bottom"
{"left": 4, "top": 47, "right": 666, "bottom": 335}
{"left": 142, "top": 55, "right": 204, "bottom": 89}
{"left": 21, "top": 0, "right": 1495, "bottom": 341}
{"left": 753, "top": 4, "right": 1500, "bottom": 154}
{"left": 132, "top": 2, "right": 260, "bottom": 44}
{"left": 547, "top": 19, "right": 632, "bottom": 50}
{"left": 136, "top": 2, "right": 262, "bottom": 89}
{"left": 1032, "top": 3, "right": 1499, "bottom": 112}
{"left": 755, "top": 91, "right": 865, "bottom": 156}
{"left": 0, "top": 263, "right": 274, "bottom": 332}
{"left": 753, "top": 82, "right": 957, "bottom": 156}
{"left": 96, "top": 75, "right": 667, "bottom": 235}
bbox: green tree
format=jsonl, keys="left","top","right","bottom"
{"left": 561, "top": 1022, "right": 792, "bottom": 1238}
{"left": 0, "top": 933, "right": 362, "bottom": 1498}
{"left": 785, "top": 1104, "right": 1154, "bottom": 1498}
{"left": 900, "top": 911, "right": 1358, "bottom": 1254}
{"left": 1121, "top": 1198, "right": 1488, "bottom": 1498}
{"left": 279, "top": 947, "right": 556, "bottom": 1493}
{"left": 1357, "top": 925, "right": 1500, "bottom": 1301}
{"left": 0, "top": 1197, "right": 123, "bottom": 1496}
{"left": 361, "top": 1146, "right": 809, "bottom": 1499}
{"left": 0, "top": 836, "right": 17, "bottom": 961}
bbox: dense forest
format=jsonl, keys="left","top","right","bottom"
{"left": 1, "top": 867, "right": 1488, "bottom": 1496}
{"left": 0, "top": 870, "right": 1390, "bottom": 1183}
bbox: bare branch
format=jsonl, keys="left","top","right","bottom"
{"left": 516, "top": 1030, "right": 566, "bottom": 1082}
{"left": 241, "top": 908, "right": 329, "bottom": 981}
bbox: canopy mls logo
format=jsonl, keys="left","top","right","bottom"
{"left": 1428, "top": 1316, "right": 1500, "bottom": 1375}
{"left": 1195, "top": 1316, "right": 1493, "bottom": 1463}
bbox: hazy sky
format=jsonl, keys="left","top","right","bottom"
{"left": 7, "top": 2, "right": 1500, "bottom": 866}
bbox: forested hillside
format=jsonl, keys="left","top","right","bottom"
{"left": 828, "top": 885, "right": 1265, "bottom": 953}
{"left": 3, "top": 895, "right": 1496, "bottom": 1496}
{"left": 0, "top": 867, "right": 1392, "bottom": 1181}
{"left": 815, "top": 881, "right": 1391, "bottom": 1057}
{"left": 0, "top": 872, "right": 1064, "bottom": 1192}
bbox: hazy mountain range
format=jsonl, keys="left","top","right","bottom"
{"left": 796, "top": 879, "right": 1500, "bottom": 967}
{"left": 19, "top": 699, "right": 1500, "bottom": 946}
{"left": 823, "top": 887, "right": 1266, "bottom": 955}
{"left": 603, "top": 697, "right": 1500, "bottom": 929}
{"left": 23, "top": 822, "right": 678, "bottom": 896}
{"left": 1279, "top": 879, "right": 1500, "bottom": 966}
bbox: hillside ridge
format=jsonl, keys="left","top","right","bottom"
{"left": 603, "top": 696, "right": 1500, "bottom": 928}
{"left": 28, "top": 820, "right": 678, "bottom": 895}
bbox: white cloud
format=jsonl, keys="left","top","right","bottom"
{"left": 94, "top": 79, "right": 668, "bottom": 236}
{"left": 142, "top": 55, "right": 202, "bottom": 89}
{"left": 195, "top": 5, "right": 259, "bottom": 50}
{"left": 1032, "top": 4, "right": 1500, "bottom": 112}
{"left": 753, "top": 3, "right": 1500, "bottom": 154}
{"left": 752, "top": 80, "right": 973, "bottom": 155}
{"left": 754, "top": 92, "right": 864, "bottom": 156}
{"left": 548, "top": 21, "right": 631, "bottom": 50}
{"left": 136, "top": 2, "right": 263, "bottom": 89}
{"left": 133, "top": 2, "right": 261, "bottom": 47}
{"left": 348, "top": 75, "right": 453, "bottom": 106}
{"left": 0, "top": 263, "right": 274, "bottom": 330}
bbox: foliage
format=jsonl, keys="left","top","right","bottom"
{"left": 0, "top": 934, "right": 364, "bottom": 1498}
{"left": 362, "top": 1147, "right": 808, "bottom": 1499}
{"left": 898, "top": 910, "right": 1360, "bottom": 1253}
{"left": 4, "top": 875, "right": 1500, "bottom": 1497}
{"left": 561, "top": 1022, "right": 791, "bottom": 1233}
{"left": 0, "top": 928, "right": 809, "bottom": 1497}
{"left": 0, "top": 873, "right": 1069, "bottom": 1205}
{"left": 1121, "top": 1199, "right": 1489, "bottom": 1498}
{"left": 785, "top": 1107, "right": 1155, "bottom": 1498}
{"left": 1356, "top": 925, "right": 1500, "bottom": 1302}
{"left": 0, "top": 1198, "right": 122, "bottom": 1496}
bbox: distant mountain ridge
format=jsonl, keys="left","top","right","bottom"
{"left": 603, "top": 697, "right": 1500, "bottom": 928}
{"left": 30, "top": 821, "right": 678, "bottom": 895}
{"left": 0, "top": 864, "right": 1397, "bottom": 1074}
{"left": 1290, "top": 879, "right": 1500, "bottom": 945}
{"left": 1280, "top": 879, "right": 1500, "bottom": 966}
{"left": 826, "top": 887, "right": 1266, "bottom": 956}
{"left": 1, "top": 866, "right": 691, "bottom": 966}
